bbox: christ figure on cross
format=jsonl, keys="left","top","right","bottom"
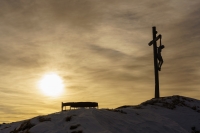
{"left": 157, "top": 41, "right": 165, "bottom": 71}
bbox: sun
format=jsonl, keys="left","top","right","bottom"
{"left": 38, "top": 73, "right": 64, "bottom": 97}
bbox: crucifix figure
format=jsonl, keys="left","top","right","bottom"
{"left": 148, "top": 27, "right": 164, "bottom": 98}
{"left": 157, "top": 36, "right": 165, "bottom": 71}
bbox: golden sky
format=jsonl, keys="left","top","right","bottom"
{"left": 1, "top": 0, "right": 200, "bottom": 123}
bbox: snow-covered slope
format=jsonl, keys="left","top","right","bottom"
{"left": 1, "top": 95, "right": 200, "bottom": 133}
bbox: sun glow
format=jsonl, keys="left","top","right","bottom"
{"left": 38, "top": 73, "right": 64, "bottom": 97}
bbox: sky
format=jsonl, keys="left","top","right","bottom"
{"left": 0, "top": 0, "right": 200, "bottom": 123}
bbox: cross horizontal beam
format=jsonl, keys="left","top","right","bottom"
{"left": 148, "top": 34, "right": 162, "bottom": 46}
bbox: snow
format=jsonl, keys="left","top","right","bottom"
{"left": 1, "top": 95, "right": 200, "bottom": 133}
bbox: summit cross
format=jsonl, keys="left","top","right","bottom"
{"left": 148, "top": 26, "right": 165, "bottom": 98}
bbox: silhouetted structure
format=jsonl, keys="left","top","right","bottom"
{"left": 157, "top": 36, "right": 165, "bottom": 71}
{"left": 148, "top": 27, "right": 165, "bottom": 98}
{"left": 61, "top": 102, "right": 98, "bottom": 111}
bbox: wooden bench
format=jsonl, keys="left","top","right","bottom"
{"left": 61, "top": 102, "right": 98, "bottom": 111}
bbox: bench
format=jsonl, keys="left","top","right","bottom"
{"left": 61, "top": 102, "right": 98, "bottom": 111}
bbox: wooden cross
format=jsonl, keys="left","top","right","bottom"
{"left": 148, "top": 26, "right": 163, "bottom": 98}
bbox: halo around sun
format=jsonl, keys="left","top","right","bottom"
{"left": 38, "top": 73, "right": 64, "bottom": 97}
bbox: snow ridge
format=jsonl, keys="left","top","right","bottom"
{"left": 0, "top": 95, "right": 200, "bottom": 133}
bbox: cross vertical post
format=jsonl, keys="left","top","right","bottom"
{"left": 152, "top": 27, "right": 160, "bottom": 98}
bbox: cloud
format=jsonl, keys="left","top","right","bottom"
{"left": 0, "top": 43, "right": 45, "bottom": 68}
{"left": 47, "top": 0, "right": 102, "bottom": 30}
{"left": 63, "top": 44, "right": 154, "bottom": 92}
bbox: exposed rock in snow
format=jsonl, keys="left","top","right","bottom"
{"left": 141, "top": 95, "right": 200, "bottom": 111}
